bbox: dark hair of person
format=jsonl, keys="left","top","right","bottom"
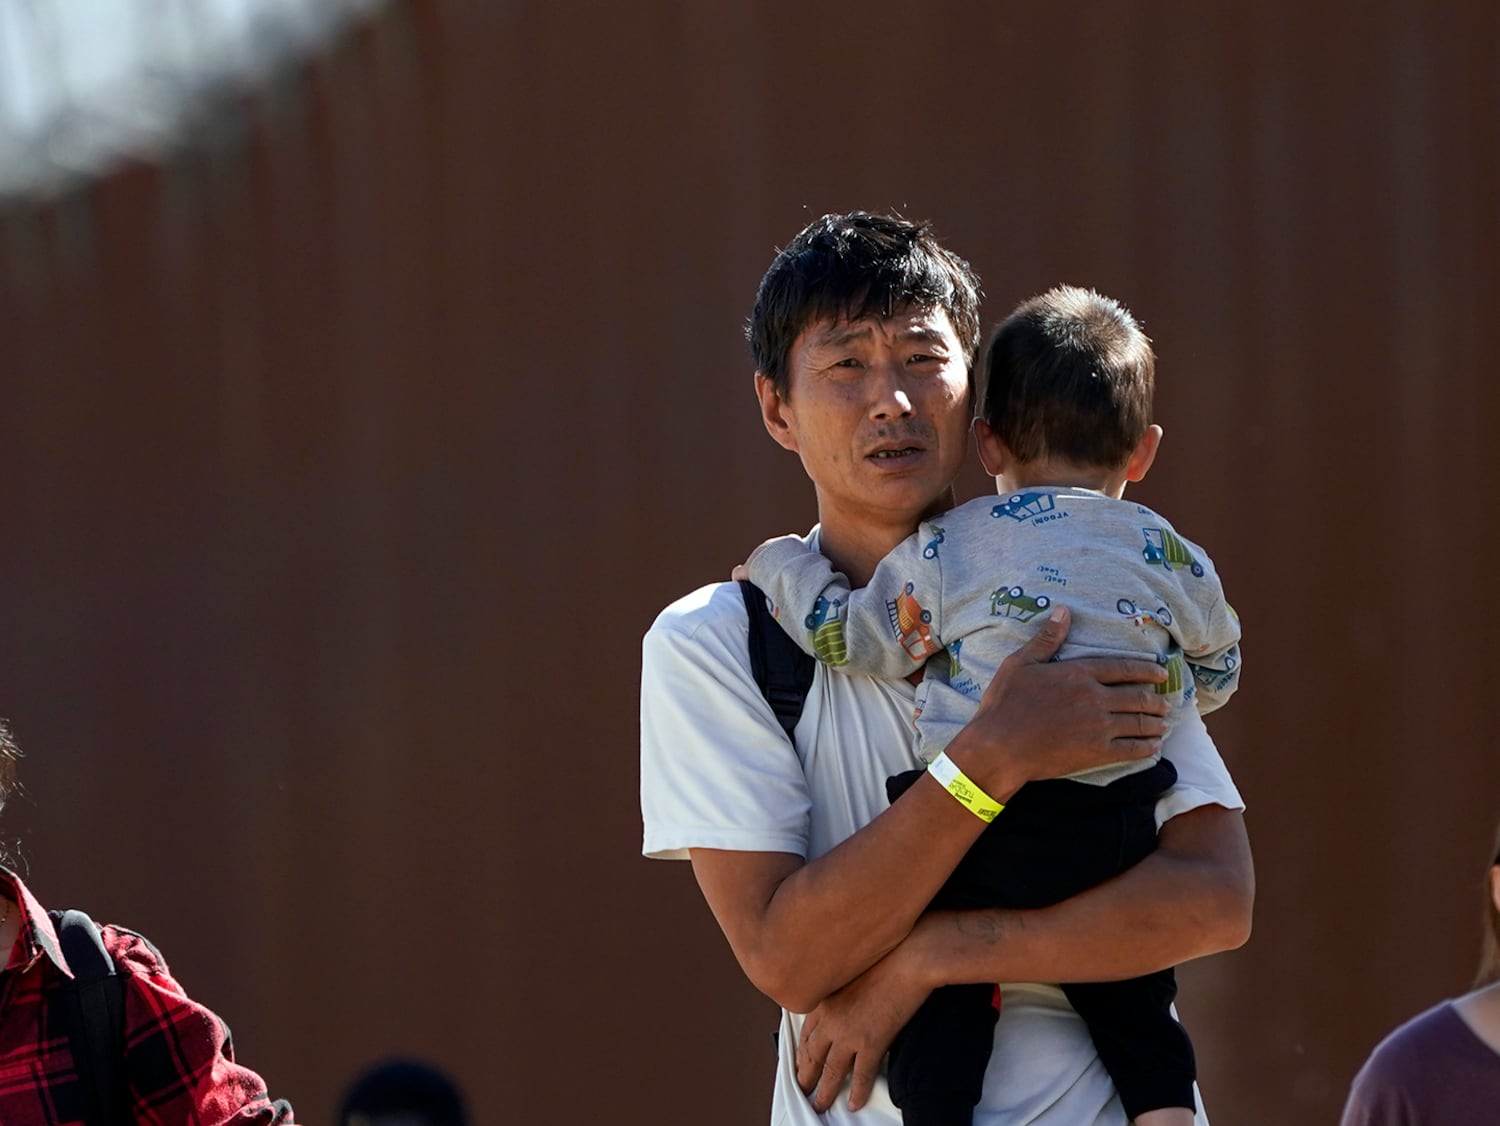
{"left": 0, "top": 720, "right": 23, "bottom": 869}
{"left": 1475, "top": 819, "right": 1500, "bottom": 989}
{"left": 747, "top": 211, "right": 982, "bottom": 397}
{"left": 0, "top": 720, "right": 20, "bottom": 817}
{"left": 338, "top": 1058, "right": 468, "bottom": 1126}
{"left": 978, "top": 285, "right": 1155, "bottom": 469}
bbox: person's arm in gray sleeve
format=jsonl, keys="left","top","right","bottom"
{"left": 1168, "top": 543, "right": 1242, "bottom": 714}
{"left": 745, "top": 527, "right": 945, "bottom": 677}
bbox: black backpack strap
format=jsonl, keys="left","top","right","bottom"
{"left": 739, "top": 579, "right": 815, "bottom": 742}
{"left": 739, "top": 582, "right": 815, "bottom": 1052}
{"left": 50, "top": 909, "right": 130, "bottom": 1126}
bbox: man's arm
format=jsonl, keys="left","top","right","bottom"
{"left": 691, "top": 784, "right": 980, "bottom": 1015}
{"left": 791, "top": 804, "right": 1252, "bottom": 1113}
{"left": 911, "top": 802, "right": 1253, "bottom": 984}
{"left": 690, "top": 605, "right": 1171, "bottom": 1014}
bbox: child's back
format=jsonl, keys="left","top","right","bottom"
{"left": 747, "top": 483, "right": 1239, "bottom": 777}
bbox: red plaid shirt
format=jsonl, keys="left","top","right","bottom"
{"left": 0, "top": 869, "right": 296, "bottom": 1125}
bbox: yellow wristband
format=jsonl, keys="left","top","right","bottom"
{"left": 927, "top": 752, "right": 1004, "bottom": 823}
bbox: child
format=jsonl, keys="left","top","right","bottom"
{"left": 744, "top": 285, "right": 1242, "bottom": 1126}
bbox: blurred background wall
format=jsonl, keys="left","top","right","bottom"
{"left": 1, "top": 1, "right": 1497, "bottom": 1122}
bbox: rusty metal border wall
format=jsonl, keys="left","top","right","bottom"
{"left": 1, "top": 4, "right": 1497, "bottom": 1122}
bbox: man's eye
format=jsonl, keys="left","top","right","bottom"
{"left": 833, "top": 358, "right": 863, "bottom": 368}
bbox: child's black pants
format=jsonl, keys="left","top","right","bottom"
{"left": 883, "top": 758, "right": 1195, "bottom": 1126}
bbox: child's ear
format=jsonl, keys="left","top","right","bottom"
{"left": 1124, "top": 424, "right": 1164, "bottom": 482}
{"left": 972, "top": 417, "right": 1010, "bottom": 478}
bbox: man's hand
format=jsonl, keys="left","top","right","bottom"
{"left": 796, "top": 943, "right": 931, "bottom": 1114}
{"left": 945, "top": 604, "right": 1172, "bottom": 802}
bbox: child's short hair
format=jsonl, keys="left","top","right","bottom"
{"left": 979, "top": 285, "right": 1155, "bottom": 469}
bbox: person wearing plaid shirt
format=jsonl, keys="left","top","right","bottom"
{"left": 0, "top": 721, "right": 295, "bottom": 1124}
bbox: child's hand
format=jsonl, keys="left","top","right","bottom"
{"left": 732, "top": 534, "right": 802, "bottom": 582}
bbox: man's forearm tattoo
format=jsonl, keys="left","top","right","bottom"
{"left": 955, "top": 910, "right": 1006, "bottom": 946}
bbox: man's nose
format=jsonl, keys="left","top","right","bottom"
{"left": 868, "top": 360, "right": 914, "bottom": 419}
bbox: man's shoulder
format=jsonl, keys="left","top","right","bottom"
{"left": 648, "top": 581, "right": 749, "bottom": 644}
{"left": 643, "top": 581, "right": 763, "bottom": 691}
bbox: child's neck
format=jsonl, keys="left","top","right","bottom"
{"left": 998, "top": 458, "right": 1128, "bottom": 499}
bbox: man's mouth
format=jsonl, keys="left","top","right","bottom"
{"left": 870, "top": 447, "right": 923, "bottom": 460}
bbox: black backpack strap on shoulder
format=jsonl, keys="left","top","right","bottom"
{"left": 50, "top": 908, "right": 130, "bottom": 1126}
{"left": 739, "top": 579, "right": 815, "bottom": 742}
{"left": 738, "top": 583, "right": 814, "bottom": 1052}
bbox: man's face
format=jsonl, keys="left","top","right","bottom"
{"left": 759, "top": 305, "right": 972, "bottom": 535}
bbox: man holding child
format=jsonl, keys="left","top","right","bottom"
{"left": 640, "top": 211, "right": 1252, "bottom": 1125}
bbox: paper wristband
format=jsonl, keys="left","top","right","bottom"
{"left": 927, "top": 752, "right": 1004, "bottom": 823}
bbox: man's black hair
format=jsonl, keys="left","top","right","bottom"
{"left": 747, "top": 211, "right": 982, "bottom": 395}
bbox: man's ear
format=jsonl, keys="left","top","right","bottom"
{"left": 1124, "top": 424, "right": 1163, "bottom": 483}
{"left": 755, "top": 372, "right": 799, "bottom": 453}
{"left": 972, "top": 416, "right": 1010, "bottom": 478}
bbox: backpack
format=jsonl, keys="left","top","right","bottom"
{"left": 739, "top": 579, "right": 814, "bottom": 742}
{"left": 48, "top": 909, "right": 132, "bottom": 1126}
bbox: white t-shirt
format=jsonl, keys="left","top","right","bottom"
{"left": 640, "top": 579, "right": 1243, "bottom": 1125}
